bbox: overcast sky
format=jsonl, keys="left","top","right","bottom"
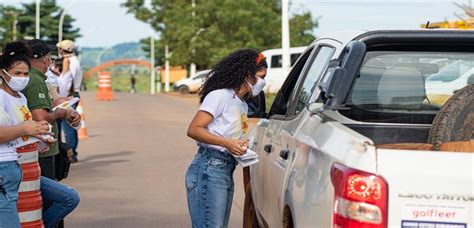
{"left": 0, "top": 0, "right": 466, "bottom": 48}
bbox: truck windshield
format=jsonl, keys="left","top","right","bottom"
{"left": 343, "top": 51, "right": 474, "bottom": 123}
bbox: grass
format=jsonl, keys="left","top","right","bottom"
{"left": 84, "top": 71, "right": 278, "bottom": 113}
{"left": 265, "top": 93, "right": 277, "bottom": 113}
{"left": 83, "top": 70, "right": 164, "bottom": 93}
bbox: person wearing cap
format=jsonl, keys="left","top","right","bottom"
{"left": 57, "top": 39, "right": 82, "bottom": 163}
{"left": 22, "top": 39, "right": 81, "bottom": 228}
{"left": 22, "top": 39, "right": 80, "bottom": 178}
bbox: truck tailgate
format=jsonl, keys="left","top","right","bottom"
{"left": 376, "top": 149, "right": 473, "bottom": 227}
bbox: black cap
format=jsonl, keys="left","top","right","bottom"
{"left": 28, "top": 39, "right": 51, "bottom": 59}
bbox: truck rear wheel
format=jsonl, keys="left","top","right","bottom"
{"left": 428, "top": 84, "right": 474, "bottom": 149}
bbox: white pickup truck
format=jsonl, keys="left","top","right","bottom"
{"left": 245, "top": 30, "right": 473, "bottom": 228}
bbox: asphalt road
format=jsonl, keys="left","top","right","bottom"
{"left": 62, "top": 92, "right": 245, "bottom": 227}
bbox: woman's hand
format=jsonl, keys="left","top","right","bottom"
{"left": 223, "top": 139, "right": 248, "bottom": 156}
{"left": 21, "top": 120, "right": 50, "bottom": 138}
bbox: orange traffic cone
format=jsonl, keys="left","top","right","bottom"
{"left": 96, "top": 71, "right": 113, "bottom": 101}
{"left": 17, "top": 143, "right": 43, "bottom": 228}
{"left": 77, "top": 100, "right": 88, "bottom": 139}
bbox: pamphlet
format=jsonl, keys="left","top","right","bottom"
{"left": 233, "top": 149, "right": 259, "bottom": 167}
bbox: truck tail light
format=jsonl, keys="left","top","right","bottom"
{"left": 330, "top": 163, "right": 388, "bottom": 228}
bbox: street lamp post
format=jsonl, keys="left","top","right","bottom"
{"left": 35, "top": 0, "right": 40, "bottom": 39}
{"left": 58, "top": 0, "right": 79, "bottom": 42}
{"left": 150, "top": 37, "right": 156, "bottom": 95}
{"left": 165, "top": 45, "right": 170, "bottom": 92}
{"left": 190, "top": 28, "right": 206, "bottom": 78}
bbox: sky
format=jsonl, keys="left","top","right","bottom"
{"left": 0, "top": 0, "right": 468, "bottom": 48}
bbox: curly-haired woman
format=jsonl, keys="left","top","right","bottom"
{"left": 185, "top": 49, "right": 266, "bottom": 227}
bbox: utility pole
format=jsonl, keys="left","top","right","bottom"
{"left": 165, "top": 45, "right": 170, "bottom": 92}
{"left": 36, "top": 0, "right": 40, "bottom": 39}
{"left": 281, "top": 0, "right": 291, "bottom": 75}
{"left": 190, "top": 0, "right": 197, "bottom": 79}
{"left": 151, "top": 37, "right": 156, "bottom": 94}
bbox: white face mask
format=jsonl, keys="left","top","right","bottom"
{"left": 2, "top": 69, "right": 30, "bottom": 92}
{"left": 250, "top": 77, "right": 266, "bottom": 96}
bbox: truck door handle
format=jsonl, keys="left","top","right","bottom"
{"left": 280, "top": 149, "right": 290, "bottom": 160}
{"left": 264, "top": 144, "right": 273, "bottom": 153}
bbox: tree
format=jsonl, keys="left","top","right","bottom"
{"left": 122, "top": 0, "right": 318, "bottom": 69}
{"left": 0, "top": 0, "right": 80, "bottom": 49}
{"left": 0, "top": 5, "right": 22, "bottom": 46}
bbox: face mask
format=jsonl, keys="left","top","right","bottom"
{"left": 2, "top": 69, "right": 30, "bottom": 92}
{"left": 250, "top": 77, "right": 266, "bottom": 96}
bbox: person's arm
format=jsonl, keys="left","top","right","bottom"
{"left": 187, "top": 111, "right": 247, "bottom": 156}
{"left": 62, "top": 58, "right": 70, "bottom": 73}
{"left": 0, "top": 120, "right": 50, "bottom": 143}
{"left": 31, "top": 108, "right": 68, "bottom": 124}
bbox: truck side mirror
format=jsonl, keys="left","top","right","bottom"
{"left": 246, "top": 91, "right": 267, "bottom": 118}
{"left": 319, "top": 41, "right": 366, "bottom": 109}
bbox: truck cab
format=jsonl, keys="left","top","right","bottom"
{"left": 247, "top": 30, "right": 474, "bottom": 228}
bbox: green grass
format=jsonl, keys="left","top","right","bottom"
{"left": 83, "top": 70, "right": 165, "bottom": 93}
{"left": 265, "top": 93, "right": 277, "bottom": 113}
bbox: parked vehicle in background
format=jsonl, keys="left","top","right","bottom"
{"left": 245, "top": 30, "right": 474, "bottom": 228}
{"left": 261, "top": 47, "right": 306, "bottom": 93}
{"left": 425, "top": 59, "right": 474, "bottom": 105}
{"left": 173, "top": 69, "right": 211, "bottom": 94}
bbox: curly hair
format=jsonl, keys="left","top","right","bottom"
{"left": 0, "top": 41, "right": 32, "bottom": 70}
{"left": 257, "top": 57, "right": 268, "bottom": 71}
{"left": 199, "top": 49, "right": 260, "bottom": 103}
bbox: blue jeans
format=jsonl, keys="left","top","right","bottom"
{"left": 61, "top": 113, "right": 78, "bottom": 156}
{"left": 62, "top": 93, "right": 79, "bottom": 156}
{"left": 41, "top": 177, "right": 80, "bottom": 228}
{"left": 0, "top": 161, "right": 22, "bottom": 228}
{"left": 185, "top": 147, "right": 237, "bottom": 228}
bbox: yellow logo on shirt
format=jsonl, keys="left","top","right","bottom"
{"left": 241, "top": 114, "right": 248, "bottom": 134}
{"left": 19, "top": 106, "right": 32, "bottom": 141}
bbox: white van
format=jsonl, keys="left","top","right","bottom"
{"left": 261, "top": 47, "right": 307, "bottom": 93}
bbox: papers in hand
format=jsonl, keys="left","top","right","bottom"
{"left": 53, "top": 97, "right": 80, "bottom": 111}
{"left": 233, "top": 149, "right": 259, "bottom": 167}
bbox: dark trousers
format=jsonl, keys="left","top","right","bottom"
{"left": 39, "top": 156, "right": 55, "bottom": 179}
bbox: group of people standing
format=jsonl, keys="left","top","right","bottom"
{"left": 0, "top": 39, "right": 83, "bottom": 228}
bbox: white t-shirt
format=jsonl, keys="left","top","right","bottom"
{"left": 0, "top": 90, "right": 33, "bottom": 162}
{"left": 45, "top": 69, "right": 59, "bottom": 87}
{"left": 69, "top": 55, "right": 83, "bottom": 93}
{"left": 58, "top": 71, "right": 73, "bottom": 97}
{"left": 198, "top": 89, "right": 248, "bottom": 152}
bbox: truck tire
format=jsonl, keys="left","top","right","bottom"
{"left": 428, "top": 84, "right": 474, "bottom": 150}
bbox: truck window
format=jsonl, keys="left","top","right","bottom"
{"left": 342, "top": 51, "right": 474, "bottom": 124}
{"left": 270, "top": 53, "right": 302, "bottom": 69}
{"left": 294, "top": 46, "right": 334, "bottom": 114}
{"left": 268, "top": 48, "right": 314, "bottom": 117}
{"left": 271, "top": 55, "right": 282, "bottom": 68}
